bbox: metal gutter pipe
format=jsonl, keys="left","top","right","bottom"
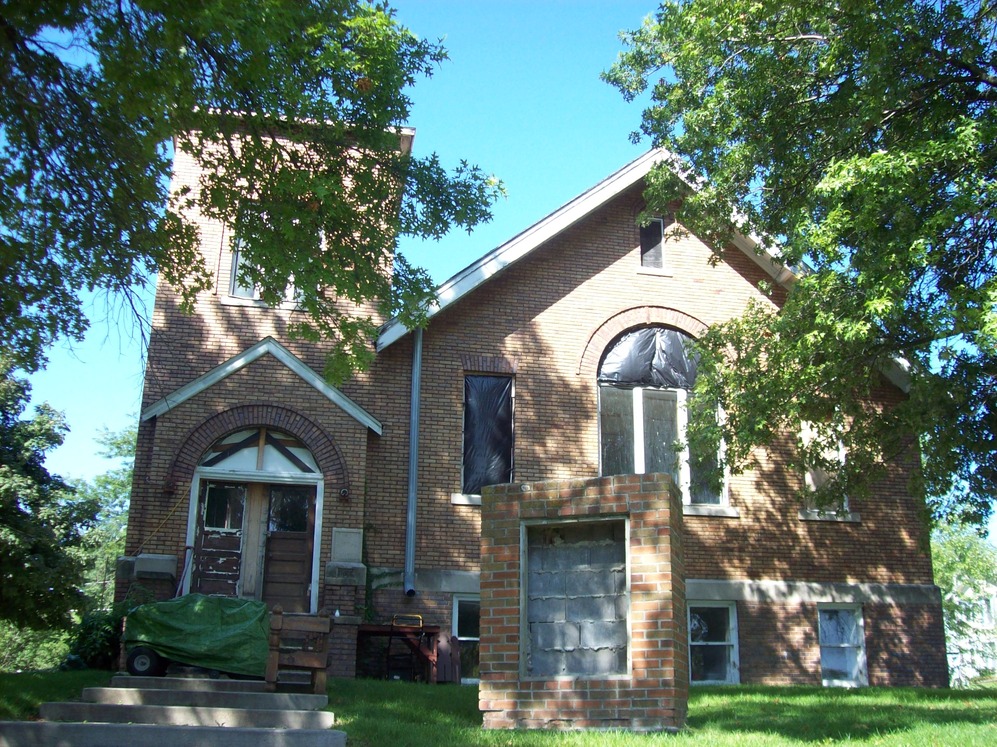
{"left": 403, "top": 327, "right": 423, "bottom": 595}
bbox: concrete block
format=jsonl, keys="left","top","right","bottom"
{"left": 589, "top": 541, "right": 626, "bottom": 567}
{"left": 527, "top": 571, "right": 565, "bottom": 597}
{"left": 527, "top": 596, "right": 565, "bottom": 623}
{"left": 133, "top": 553, "right": 178, "bottom": 581}
{"left": 579, "top": 620, "right": 629, "bottom": 649}
{"left": 324, "top": 561, "right": 366, "bottom": 587}
{"left": 531, "top": 622, "right": 579, "bottom": 651}
{"left": 565, "top": 647, "right": 627, "bottom": 676}
{"left": 566, "top": 595, "right": 619, "bottom": 622}
{"left": 566, "top": 570, "right": 616, "bottom": 597}
{"left": 528, "top": 648, "right": 565, "bottom": 677}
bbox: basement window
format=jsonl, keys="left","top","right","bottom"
{"left": 688, "top": 602, "right": 739, "bottom": 684}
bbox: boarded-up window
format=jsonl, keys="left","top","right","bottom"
{"left": 525, "top": 521, "right": 628, "bottom": 678}
{"left": 462, "top": 375, "right": 514, "bottom": 494}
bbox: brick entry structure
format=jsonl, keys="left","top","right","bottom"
{"left": 480, "top": 474, "right": 688, "bottom": 731}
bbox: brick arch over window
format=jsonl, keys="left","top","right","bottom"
{"left": 167, "top": 403, "right": 349, "bottom": 490}
{"left": 577, "top": 306, "right": 709, "bottom": 378}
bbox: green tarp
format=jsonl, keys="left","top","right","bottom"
{"left": 123, "top": 594, "right": 270, "bottom": 677}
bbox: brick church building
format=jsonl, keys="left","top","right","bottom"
{"left": 118, "top": 142, "right": 947, "bottom": 729}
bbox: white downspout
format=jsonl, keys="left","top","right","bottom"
{"left": 403, "top": 327, "right": 423, "bottom": 595}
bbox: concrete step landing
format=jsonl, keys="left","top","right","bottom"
{"left": 0, "top": 722, "right": 345, "bottom": 747}
{"left": 82, "top": 685, "right": 328, "bottom": 710}
{"left": 0, "top": 673, "right": 345, "bottom": 747}
{"left": 39, "top": 701, "right": 336, "bottom": 729}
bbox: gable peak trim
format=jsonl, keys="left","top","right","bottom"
{"left": 140, "top": 336, "right": 382, "bottom": 434}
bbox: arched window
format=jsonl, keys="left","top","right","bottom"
{"left": 598, "top": 327, "right": 722, "bottom": 505}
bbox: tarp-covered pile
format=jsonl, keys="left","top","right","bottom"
{"left": 124, "top": 594, "right": 270, "bottom": 677}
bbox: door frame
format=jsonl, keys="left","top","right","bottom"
{"left": 183, "top": 467, "right": 325, "bottom": 613}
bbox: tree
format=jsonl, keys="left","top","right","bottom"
{"left": 70, "top": 425, "right": 134, "bottom": 612}
{"left": 1, "top": 0, "right": 501, "bottom": 378}
{"left": 605, "top": 0, "right": 997, "bottom": 524}
{"left": 0, "top": 359, "right": 99, "bottom": 629}
{"left": 931, "top": 523, "right": 997, "bottom": 684}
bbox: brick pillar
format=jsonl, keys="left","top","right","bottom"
{"left": 323, "top": 561, "right": 367, "bottom": 679}
{"left": 480, "top": 474, "right": 688, "bottom": 732}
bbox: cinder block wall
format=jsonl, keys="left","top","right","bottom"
{"left": 480, "top": 474, "right": 688, "bottom": 732}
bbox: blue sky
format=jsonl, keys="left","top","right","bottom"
{"left": 28, "top": 0, "right": 656, "bottom": 480}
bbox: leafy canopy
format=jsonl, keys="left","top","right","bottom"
{"left": 1, "top": 0, "right": 501, "bottom": 377}
{"left": 0, "top": 359, "right": 99, "bottom": 629}
{"left": 606, "top": 0, "right": 997, "bottom": 524}
{"left": 931, "top": 522, "right": 997, "bottom": 684}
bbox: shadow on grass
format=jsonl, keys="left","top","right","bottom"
{"left": 686, "top": 686, "right": 997, "bottom": 742}
{"left": 328, "top": 679, "right": 997, "bottom": 747}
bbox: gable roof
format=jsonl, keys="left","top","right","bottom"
{"left": 376, "top": 148, "right": 798, "bottom": 352}
{"left": 141, "top": 336, "right": 382, "bottom": 434}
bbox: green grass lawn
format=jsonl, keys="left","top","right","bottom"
{"left": 0, "top": 670, "right": 111, "bottom": 721}
{"left": 2, "top": 672, "right": 995, "bottom": 746}
{"left": 328, "top": 679, "right": 997, "bottom": 747}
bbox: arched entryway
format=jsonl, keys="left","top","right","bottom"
{"left": 183, "top": 427, "right": 324, "bottom": 613}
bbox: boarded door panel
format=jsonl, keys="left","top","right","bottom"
{"left": 191, "top": 482, "right": 246, "bottom": 596}
{"left": 262, "top": 485, "right": 315, "bottom": 613}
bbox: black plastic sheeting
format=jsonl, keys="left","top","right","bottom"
{"left": 463, "top": 375, "right": 514, "bottom": 494}
{"left": 598, "top": 327, "right": 698, "bottom": 389}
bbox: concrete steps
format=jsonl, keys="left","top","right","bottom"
{"left": 0, "top": 675, "right": 346, "bottom": 747}
{"left": 79, "top": 685, "right": 328, "bottom": 710}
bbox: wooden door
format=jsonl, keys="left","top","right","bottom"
{"left": 262, "top": 485, "right": 315, "bottom": 613}
{"left": 190, "top": 482, "right": 246, "bottom": 596}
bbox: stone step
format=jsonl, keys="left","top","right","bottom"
{"left": 83, "top": 686, "right": 327, "bottom": 710}
{"left": 110, "top": 674, "right": 270, "bottom": 692}
{"left": 38, "top": 702, "right": 336, "bottom": 729}
{"left": 0, "top": 722, "right": 346, "bottom": 747}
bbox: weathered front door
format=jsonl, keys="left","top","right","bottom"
{"left": 191, "top": 482, "right": 246, "bottom": 596}
{"left": 191, "top": 480, "right": 315, "bottom": 611}
{"left": 262, "top": 485, "right": 315, "bottom": 612}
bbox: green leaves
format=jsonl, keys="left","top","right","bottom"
{"left": 609, "top": 0, "right": 997, "bottom": 525}
{"left": 0, "top": 0, "right": 501, "bottom": 376}
{"left": 0, "top": 359, "right": 97, "bottom": 629}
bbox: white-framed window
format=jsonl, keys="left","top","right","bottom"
{"left": 798, "top": 421, "right": 858, "bottom": 522}
{"left": 461, "top": 375, "right": 514, "bottom": 496}
{"left": 688, "top": 602, "right": 739, "bottom": 684}
{"left": 452, "top": 594, "right": 480, "bottom": 683}
{"left": 818, "top": 604, "right": 868, "bottom": 687}
{"left": 229, "top": 245, "right": 298, "bottom": 303}
{"left": 638, "top": 214, "right": 675, "bottom": 273}
{"left": 598, "top": 327, "right": 725, "bottom": 507}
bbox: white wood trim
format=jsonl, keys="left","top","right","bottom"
{"left": 141, "top": 336, "right": 383, "bottom": 435}
{"left": 377, "top": 149, "right": 800, "bottom": 352}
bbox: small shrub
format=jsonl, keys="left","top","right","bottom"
{"left": 67, "top": 608, "right": 122, "bottom": 670}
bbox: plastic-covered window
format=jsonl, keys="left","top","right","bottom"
{"left": 462, "top": 376, "right": 514, "bottom": 494}
{"left": 598, "top": 327, "right": 721, "bottom": 504}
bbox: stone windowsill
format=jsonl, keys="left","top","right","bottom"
{"left": 798, "top": 509, "right": 861, "bottom": 523}
{"left": 451, "top": 493, "right": 482, "bottom": 506}
{"left": 683, "top": 504, "right": 740, "bottom": 518}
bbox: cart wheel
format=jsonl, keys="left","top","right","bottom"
{"left": 127, "top": 646, "right": 167, "bottom": 677}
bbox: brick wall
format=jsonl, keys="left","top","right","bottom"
{"left": 480, "top": 474, "right": 688, "bottom": 732}
{"left": 126, "top": 149, "right": 946, "bottom": 690}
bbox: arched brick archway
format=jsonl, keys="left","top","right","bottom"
{"left": 167, "top": 402, "right": 349, "bottom": 491}
{"left": 577, "top": 306, "right": 709, "bottom": 379}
